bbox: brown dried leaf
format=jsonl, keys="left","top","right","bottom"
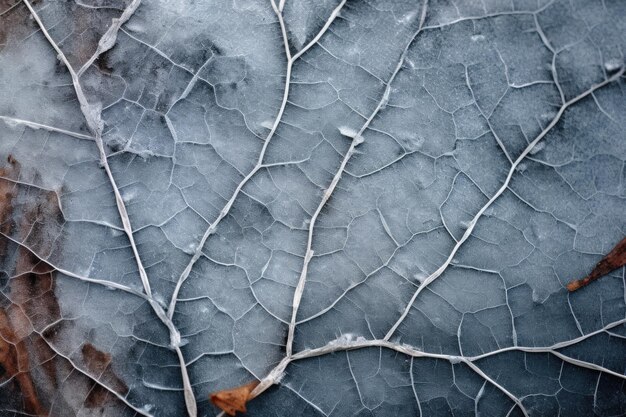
{"left": 567, "top": 236, "right": 626, "bottom": 291}
{"left": 209, "top": 381, "right": 260, "bottom": 416}
{"left": 1, "top": 155, "right": 128, "bottom": 413}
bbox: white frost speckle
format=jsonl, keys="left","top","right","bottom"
{"left": 183, "top": 242, "right": 197, "bottom": 255}
{"left": 125, "top": 22, "right": 146, "bottom": 34}
{"left": 529, "top": 141, "right": 545, "bottom": 155}
{"left": 471, "top": 34, "right": 485, "bottom": 42}
{"left": 398, "top": 10, "right": 417, "bottom": 25}
{"left": 153, "top": 293, "right": 166, "bottom": 308}
{"left": 261, "top": 120, "right": 274, "bottom": 129}
{"left": 338, "top": 126, "right": 358, "bottom": 138}
{"left": 1, "top": 118, "right": 20, "bottom": 130}
{"left": 329, "top": 333, "right": 361, "bottom": 346}
{"left": 121, "top": 188, "right": 137, "bottom": 203}
{"left": 604, "top": 59, "right": 622, "bottom": 72}
{"left": 413, "top": 271, "right": 427, "bottom": 284}
{"left": 531, "top": 289, "right": 542, "bottom": 304}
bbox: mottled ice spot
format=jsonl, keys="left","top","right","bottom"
{"left": 516, "top": 163, "right": 527, "bottom": 173}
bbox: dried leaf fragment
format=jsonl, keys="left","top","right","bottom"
{"left": 209, "top": 381, "right": 259, "bottom": 416}
{"left": 567, "top": 236, "right": 626, "bottom": 291}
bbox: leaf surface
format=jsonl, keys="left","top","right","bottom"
{"left": 1, "top": 0, "right": 625, "bottom": 416}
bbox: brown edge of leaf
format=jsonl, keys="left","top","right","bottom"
{"left": 209, "top": 381, "right": 260, "bottom": 416}
{"left": 567, "top": 236, "right": 626, "bottom": 292}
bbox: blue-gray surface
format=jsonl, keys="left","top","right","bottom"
{"left": 0, "top": 0, "right": 625, "bottom": 416}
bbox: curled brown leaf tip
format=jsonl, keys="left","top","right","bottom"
{"left": 567, "top": 236, "right": 626, "bottom": 292}
{"left": 210, "top": 381, "right": 259, "bottom": 416}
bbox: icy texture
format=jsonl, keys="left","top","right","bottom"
{"left": 0, "top": 0, "right": 625, "bottom": 416}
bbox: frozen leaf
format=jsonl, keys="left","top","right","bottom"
{"left": 1, "top": 0, "right": 626, "bottom": 416}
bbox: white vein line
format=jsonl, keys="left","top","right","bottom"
{"left": 247, "top": 314, "right": 626, "bottom": 405}
{"left": 77, "top": 0, "right": 142, "bottom": 77}
{"left": 165, "top": 0, "right": 347, "bottom": 320}
{"left": 21, "top": 3, "right": 197, "bottom": 416}
{"left": 384, "top": 66, "right": 626, "bottom": 341}
{"left": 0, "top": 115, "right": 94, "bottom": 140}
{"left": 463, "top": 361, "right": 530, "bottom": 417}
{"left": 0, "top": 0, "right": 22, "bottom": 17}
{"left": 285, "top": 0, "right": 429, "bottom": 357}
{"left": 291, "top": 0, "right": 347, "bottom": 62}
{"left": 409, "top": 358, "right": 423, "bottom": 417}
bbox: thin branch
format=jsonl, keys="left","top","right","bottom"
{"left": 463, "top": 361, "right": 530, "bottom": 417}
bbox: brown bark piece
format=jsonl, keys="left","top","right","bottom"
{"left": 210, "top": 381, "right": 260, "bottom": 416}
{"left": 567, "top": 236, "right": 626, "bottom": 292}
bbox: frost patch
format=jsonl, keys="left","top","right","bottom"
{"left": 604, "top": 58, "right": 623, "bottom": 72}
{"left": 529, "top": 141, "right": 545, "bottom": 155}
{"left": 329, "top": 333, "right": 366, "bottom": 346}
